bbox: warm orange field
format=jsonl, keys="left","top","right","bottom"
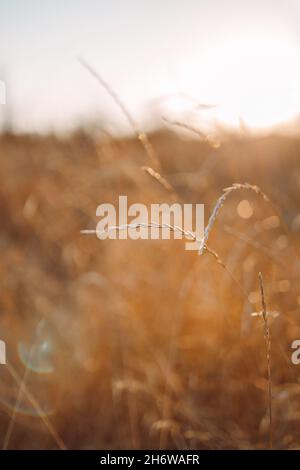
{"left": 0, "top": 129, "right": 300, "bottom": 449}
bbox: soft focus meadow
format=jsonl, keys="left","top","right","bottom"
{"left": 0, "top": 125, "right": 300, "bottom": 449}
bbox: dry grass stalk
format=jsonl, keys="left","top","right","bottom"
{"left": 81, "top": 222, "right": 198, "bottom": 242}
{"left": 199, "top": 183, "right": 270, "bottom": 255}
{"left": 204, "top": 244, "right": 256, "bottom": 310}
{"left": 5, "top": 361, "right": 67, "bottom": 450}
{"left": 78, "top": 57, "right": 161, "bottom": 168}
{"left": 141, "top": 166, "right": 176, "bottom": 195}
{"left": 258, "top": 272, "right": 273, "bottom": 450}
{"left": 162, "top": 117, "right": 220, "bottom": 148}
{"left": 2, "top": 353, "right": 33, "bottom": 449}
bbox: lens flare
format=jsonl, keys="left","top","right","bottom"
{"left": 0, "top": 320, "right": 57, "bottom": 417}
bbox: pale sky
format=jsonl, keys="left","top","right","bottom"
{"left": 1, "top": 0, "right": 300, "bottom": 133}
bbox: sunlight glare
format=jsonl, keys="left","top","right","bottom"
{"left": 178, "top": 31, "right": 300, "bottom": 130}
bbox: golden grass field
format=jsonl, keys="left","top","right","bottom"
{"left": 0, "top": 127, "right": 300, "bottom": 449}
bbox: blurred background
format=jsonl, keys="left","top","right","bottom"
{"left": 1, "top": 0, "right": 300, "bottom": 450}
{"left": 1, "top": 0, "right": 300, "bottom": 134}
